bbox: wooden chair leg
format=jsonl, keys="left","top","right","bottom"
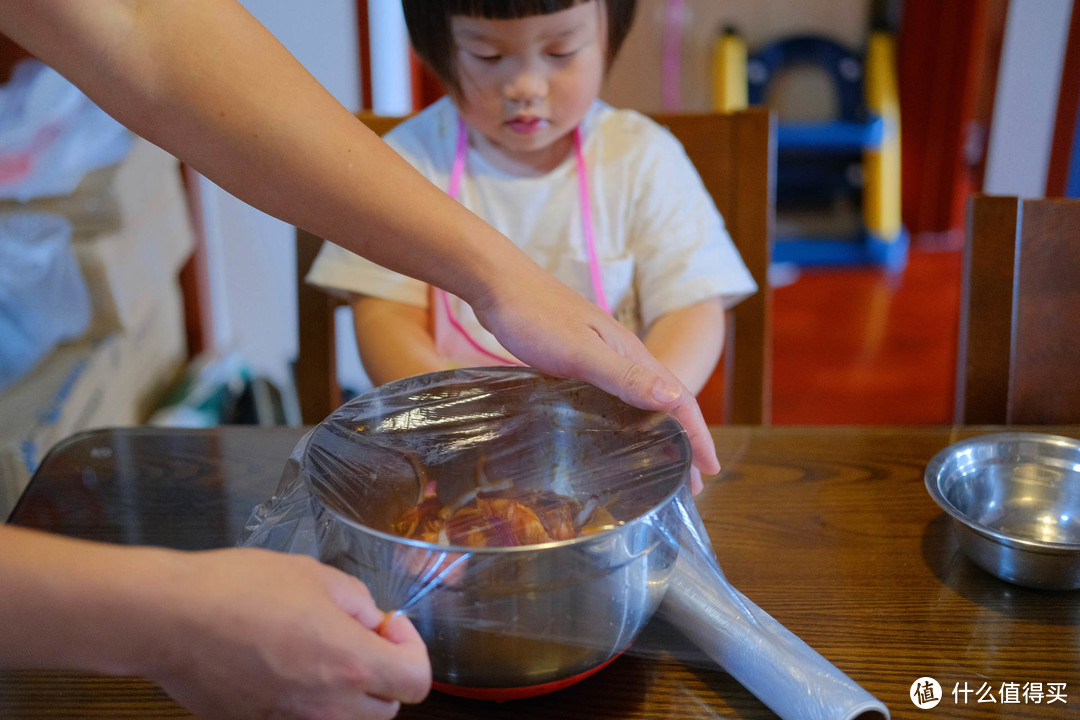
{"left": 295, "top": 228, "right": 340, "bottom": 424}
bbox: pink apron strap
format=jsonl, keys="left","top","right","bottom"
{"left": 433, "top": 116, "right": 609, "bottom": 365}
{"left": 573, "top": 126, "right": 610, "bottom": 314}
{"left": 432, "top": 119, "right": 521, "bottom": 365}
{"left": 448, "top": 117, "right": 468, "bottom": 199}
{"left": 661, "top": 0, "right": 684, "bottom": 112}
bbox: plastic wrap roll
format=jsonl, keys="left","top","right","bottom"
{"left": 660, "top": 552, "right": 889, "bottom": 720}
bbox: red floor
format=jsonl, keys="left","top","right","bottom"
{"left": 771, "top": 243, "right": 964, "bottom": 425}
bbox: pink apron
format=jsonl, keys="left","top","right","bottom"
{"left": 431, "top": 117, "right": 610, "bottom": 367}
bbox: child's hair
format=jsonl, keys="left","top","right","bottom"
{"left": 402, "top": 0, "right": 637, "bottom": 99}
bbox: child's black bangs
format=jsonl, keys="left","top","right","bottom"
{"left": 445, "top": 0, "right": 585, "bottom": 20}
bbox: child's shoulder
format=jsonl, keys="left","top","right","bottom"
{"left": 588, "top": 103, "right": 686, "bottom": 160}
{"left": 380, "top": 97, "right": 458, "bottom": 159}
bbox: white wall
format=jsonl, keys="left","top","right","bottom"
{"left": 983, "top": 0, "right": 1074, "bottom": 198}
{"left": 198, "top": 0, "right": 362, "bottom": 396}
{"left": 368, "top": 0, "right": 413, "bottom": 116}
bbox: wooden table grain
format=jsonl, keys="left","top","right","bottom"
{"left": 3, "top": 425, "right": 1079, "bottom": 720}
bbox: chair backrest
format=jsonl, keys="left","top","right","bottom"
{"left": 955, "top": 195, "right": 1080, "bottom": 424}
{"left": 296, "top": 109, "right": 775, "bottom": 425}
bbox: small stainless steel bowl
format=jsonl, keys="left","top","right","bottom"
{"left": 925, "top": 432, "right": 1080, "bottom": 590}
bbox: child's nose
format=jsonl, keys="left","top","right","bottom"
{"left": 504, "top": 66, "right": 547, "bottom": 104}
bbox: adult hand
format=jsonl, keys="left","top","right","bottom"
{"left": 473, "top": 272, "right": 719, "bottom": 492}
{"left": 150, "top": 548, "right": 430, "bottom": 720}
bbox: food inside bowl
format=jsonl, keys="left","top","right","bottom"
{"left": 394, "top": 485, "right": 620, "bottom": 547}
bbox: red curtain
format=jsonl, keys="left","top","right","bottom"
{"left": 898, "top": 0, "right": 1006, "bottom": 236}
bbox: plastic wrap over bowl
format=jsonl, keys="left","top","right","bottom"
{"left": 300, "top": 368, "right": 691, "bottom": 696}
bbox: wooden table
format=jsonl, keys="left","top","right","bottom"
{"left": 2, "top": 426, "right": 1078, "bottom": 719}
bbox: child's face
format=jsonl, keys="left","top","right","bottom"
{"left": 450, "top": 2, "right": 606, "bottom": 172}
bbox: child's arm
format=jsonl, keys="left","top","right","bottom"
{"left": 352, "top": 295, "right": 450, "bottom": 385}
{"left": 643, "top": 298, "right": 726, "bottom": 396}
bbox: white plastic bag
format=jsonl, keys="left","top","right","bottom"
{"left": 0, "top": 212, "right": 90, "bottom": 391}
{"left": 0, "top": 60, "right": 132, "bottom": 201}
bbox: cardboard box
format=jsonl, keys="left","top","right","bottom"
{"left": 107, "top": 278, "right": 188, "bottom": 425}
{"left": 0, "top": 281, "right": 187, "bottom": 518}
{"left": 0, "top": 163, "right": 122, "bottom": 237}
{"left": 73, "top": 138, "right": 195, "bottom": 338}
{"left": 0, "top": 335, "right": 120, "bottom": 517}
{"left": 0, "top": 137, "right": 194, "bottom": 340}
{"left": 0, "top": 138, "right": 195, "bottom": 517}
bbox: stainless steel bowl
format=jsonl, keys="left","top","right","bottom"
{"left": 925, "top": 432, "right": 1080, "bottom": 590}
{"left": 304, "top": 369, "right": 690, "bottom": 691}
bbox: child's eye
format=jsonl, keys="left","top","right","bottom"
{"left": 548, "top": 49, "right": 578, "bottom": 59}
{"left": 472, "top": 53, "right": 501, "bottom": 63}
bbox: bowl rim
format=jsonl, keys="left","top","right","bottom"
{"left": 924, "top": 431, "right": 1080, "bottom": 553}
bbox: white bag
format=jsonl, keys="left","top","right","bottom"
{"left": 0, "top": 212, "right": 90, "bottom": 391}
{"left": 0, "top": 59, "right": 132, "bottom": 201}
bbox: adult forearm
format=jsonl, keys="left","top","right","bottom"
{"left": 0, "top": 525, "right": 176, "bottom": 675}
{"left": 0, "top": 525, "right": 432, "bottom": 716}
{"left": 643, "top": 299, "right": 726, "bottom": 395}
{"left": 0, "top": 0, "right": 723, "bottom": 476}
{"left": 0, "top": 0, "right": 525, "bottom": 306}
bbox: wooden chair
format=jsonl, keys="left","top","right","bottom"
{"left": 296, "top": 109, "right": 775, "bottom": 425}
{"left": 955, "top": 195, "right": 1080, "bottom": 424}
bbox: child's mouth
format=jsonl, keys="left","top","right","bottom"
{"left": 506, "top": 116, "right": 547, "bottom": 135}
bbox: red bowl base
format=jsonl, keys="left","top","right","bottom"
{"left": 432, "top": 651, "right": 624, "bottom": 702}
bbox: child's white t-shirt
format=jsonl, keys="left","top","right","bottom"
{"left": 307, "top": 97, "right": 757, "bottom": 361}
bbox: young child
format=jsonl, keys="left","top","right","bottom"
{"left": 306, "top": 0, "right": 757, "bottom": 395}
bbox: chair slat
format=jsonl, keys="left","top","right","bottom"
{"left": 956, "top": 195, "right": 1080, "bottom": 424}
